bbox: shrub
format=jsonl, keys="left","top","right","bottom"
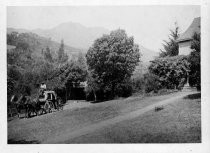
{"left": 115, "top": 79, "right": 133, "bottom": 97}
{"left": 144, "top": 73, "right": 161, "bottom": 93}
{"left": 132, "top": 76, "right": 145, "bottom": 93}
{"left": 149, "top": 55, "right": 189, "bottom": 90}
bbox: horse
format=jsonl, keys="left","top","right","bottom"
{"left": 11, "top": 94, "right": 29, "bottom": 118}
{"left": 11, "top": 94, "right": 40, "bottom": 118}
{"left": 28, "top": 97, "right": 44, "bottom": 116}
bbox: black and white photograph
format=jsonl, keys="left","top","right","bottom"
{"left": 1, "top": 1, "right": 210, "bottom": 152}
{"left": 6, "top": 5, "right": 202, "bottom": 144}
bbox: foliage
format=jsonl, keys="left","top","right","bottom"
{"left": 48, "top": 54, "right": 87, "bottom": 88}
{"left": 149, "top": 55, "right": 190, "bottom": 90}
{"left": 7, "top": 45, "right": 33, "bottom": 71}
{"left": 7, "top": 65, "right": 23, "bottom": 97}
{"left": 7, "top": 64, "right": 36, "bottom": 97}
{"left": 85, "top": 70, "right": 101, "bottom": 101}
{"left": 57, "top": 39, "right": 68, "bottom": 64}
{"left": 115, "top": 79, "right": 133, "bottom": 97}
{"left": 132, "top": 76, "right": 145, "bottom": 93}
{"left": 7, "top": 31, "right": 87, "bottom": 101}
{"left": 159, "top": 23, "right": 180, "bottom": 57}
{"left": 7, "top": 31, "right": 83, "bottom": 59}
{"left": 44, "top": 46, "right": 53, "bottom": 63}
{"left": 188, "top": 32, "right": 200, "bottom": 90}
{"left": 7, "top": 33, "right": 35, "bottom": 98}
{"left": 86, "top": 29, "right": 140, "bottom": 100}
{"left": 144, "top": 73, "right": 161, "bottom": 93}
{"left": 7, "top": 32, "right": 19, "bottom": 45}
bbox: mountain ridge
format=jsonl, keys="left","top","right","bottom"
{"left": 7, "top": 21, "right": 158, "bottom": 63}
{"left": 31, "top": 21, "right": 110, "bottom": 50}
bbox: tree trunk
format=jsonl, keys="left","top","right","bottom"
{"left": 65, "top": 87, "right": 68, "bottom": 102}
{"left": 112, "top": 83, "right": 116, "bottom": 99}
{"left": 69, "top": 86, "right": 71, "bottom": 100}
{"left": 93, "top": 90, "right": 97, "bottom": 102}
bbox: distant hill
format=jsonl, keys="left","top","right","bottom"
{"left": 7, "top": 28, "right": 29, "bottom": 34}
{"left": 7, "top": 28, "right": 84, "bottom": 59}
{"left": 7, "top": 22, "right": 158, "bottom": 65}
{"left": 139, "top": 45, "right": 158, "bottom": 64}
{"left": 30, "top": 22, "right": 158, "bottom": 63}
{"left": 132, "top": 45, "right": 158, "bottom": 78}
{"left": 31, "top": 22, "right": 110, "bottom": 49}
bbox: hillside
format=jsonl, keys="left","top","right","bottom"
{"left": 139, "top": 45, "right": 158, "bottom": 63}
{"left": 132, "top": 45, "right": 158, "bottom": 78}
{"left": 8, "top": 21, "right": 158, "bottom": 64}
{"left": 7, "top": 29, "right": 84, "bottom": 59}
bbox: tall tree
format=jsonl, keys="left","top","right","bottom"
{"left": 86, "top": 29, "right": 140, "bottom": 99}
{"left": 57, "top": 39, "right": 68, "bottom": 64}
{"left": 77, "top": 52, "right": 88, "bottom": 72}
{"left": 44, "top": 46, "right": 53, "bottom": 63}
{"left": 159, "top": 22, "right": 180, "bottom": 57}
{"left": 188, "top": 32, "right": 200, "bottom": 90}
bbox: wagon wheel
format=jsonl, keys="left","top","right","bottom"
{"left": 44, "top": 101, "right": 51, "bottom": 113}
{"left": 48, "top": 101, "right": 54, "bottom": 112}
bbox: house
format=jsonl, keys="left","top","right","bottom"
{"left": 177, "top": 17, "right": 200, "bottom": 55}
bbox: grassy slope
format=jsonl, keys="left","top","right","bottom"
{"left": 8, "top": 92, "right": 201, "bottom": 143}
{"left": 68, "top": 93, "right": 201, "bottom": 143}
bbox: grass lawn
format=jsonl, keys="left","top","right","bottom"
{"left": 8, "top": 92, "right": 201, "bottom": 143}
{"left": 66, "top": 93, "right": 201, "bottom": 143}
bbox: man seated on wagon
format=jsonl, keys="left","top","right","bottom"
{"left": 39, "top": 82, "right": 47, "bottom": 98}
{"left": 40, "top": 82, "right": 47, "bottom": 90}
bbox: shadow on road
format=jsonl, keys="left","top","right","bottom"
{"left": 183, "top": 93, "right": 201, "bottom": 100}
{"left": 8, "top": 139, "right": 40, "bottom": 144}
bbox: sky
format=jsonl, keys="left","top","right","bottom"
{"left": 7, "top": 6, "right": 200, "bottom": 52}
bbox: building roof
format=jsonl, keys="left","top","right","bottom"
{"left": 177, "top": 17, "right": 200, "bottom": 42}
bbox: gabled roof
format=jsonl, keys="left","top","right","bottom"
{"left": 177, "top": 17, "right": 200, "bottom": 42}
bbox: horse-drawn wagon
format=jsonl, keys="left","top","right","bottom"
{"left": 38, "top": 90, "right": 63, "bottom": 114}
{"left": 9, "top": 90, "right": 64, "bottom": 119}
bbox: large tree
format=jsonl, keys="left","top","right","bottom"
{"left": 159, "top": 23, "right": 180, "bottom": 57}
{"left": 188, "top": 32, "right": 200, "bottom": 90}
{"left": 86, "top": 29, "right": 140, "bottom": 100}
